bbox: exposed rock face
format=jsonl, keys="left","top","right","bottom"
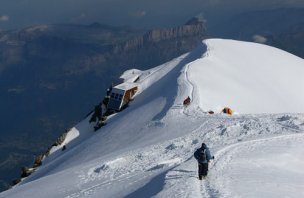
{"left": 108, "top": 17, "right": 206, "bottom": 71}
{"left": 114, "top": 17, "right": 205, "bottom": 53}
{"left": 0, "top": 18, "right": 206, "bottom": 192}
{"left": 0, "top": 17, "right": 205, "bottom": 77}
{"left": 145, "top": 20, "right": 204, "bottom": 42}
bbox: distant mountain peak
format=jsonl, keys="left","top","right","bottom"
{"left": 185, "top": 16, "right": 205, "bottom": 25}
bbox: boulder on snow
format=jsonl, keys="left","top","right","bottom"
{"left": 11, "top": 178, "right": 22, "bottom": 186}
{"left": 183, "top": 96, "right": 191, "bottom": 106}
{"left": 33, "top": 154, "right": 44, "bottom": 168}
{"left": 21, "top": 167, "right": 35, "bottom": 178}
{"left": 55, "top": 130, "right": 68, "bottom": 145}
{"left": 208, "top": 111, "right": 214, "bottom": 114}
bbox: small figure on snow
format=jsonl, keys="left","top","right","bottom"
{"left": 194, "top": 143, "right": 214, "bottom": 180}
{"left": 106, "top": 83, "right": 113, "bottom": 96}
{"left": 89, "top": 103, "right": 102, "bottom": 123}
{"left": 208, "top": 110, "right": 214, "bottom": 115}
{"left": 183, "top": 96, "right": 191, "bottom": 106}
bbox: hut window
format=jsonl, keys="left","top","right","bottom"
{"left": 118, "top": 94, "right": 123, "bottom": 100}
{"left": 111, "top": 93, "right": 115, "bottom": 98}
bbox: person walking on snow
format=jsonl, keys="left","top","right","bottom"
{"left": 194, "top": 143, "right": 214, "bottom": 180}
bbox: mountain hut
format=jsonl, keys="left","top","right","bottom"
{"left": 107, "top": 82, "right": 138, "bottom": 111}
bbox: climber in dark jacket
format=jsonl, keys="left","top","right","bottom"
{"left": 95, "top": 103, "right": 102, "bottom": 121}
{"left": 194, "top": 143, "right": 213, "bottom": 180}
{"left": 89, "top": 103, "right": 102, "bottom": 123}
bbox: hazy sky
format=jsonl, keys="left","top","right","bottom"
{"left": 0, "top": 0, "right": 304, "bottom": 30}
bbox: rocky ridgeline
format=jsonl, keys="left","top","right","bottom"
{"left": 11, "top": 129, "right": 69, "bottom": 187}
{"left": 145, "top": 18, "right": 205, "bottom": 42}
{"left": 0, "top": 17, "right": 206, "bottom": 75}
{"left": 113, "top": 17, "right": 205, "bottom": 53}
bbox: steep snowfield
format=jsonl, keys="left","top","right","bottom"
{"left": 1, "top": 39, "right": 304, "bottom": 198}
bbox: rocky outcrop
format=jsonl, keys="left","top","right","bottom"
{"left": 144, "top": 19, "right": 204, "bottom": 43}
{"left": 114, "top": 17, "right": 205, "bottom": 53}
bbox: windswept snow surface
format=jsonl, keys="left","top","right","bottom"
{"left": 2, "top": 39, "right": 304, "bottom": 198}
{"left": 190, "top": 39, "right": 304, "bottom": 114}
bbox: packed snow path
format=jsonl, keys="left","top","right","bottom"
{"left": 151, "top": 115, "right": 304, "bottom": 198}
{"left": 1, "top": 39, "right": 304, "bottom": 198}
{"left": 206, "top": 133, "right": 304, "bottom": 198}
{"left": 3, "top": 114, "right": 304, "bottom": 198}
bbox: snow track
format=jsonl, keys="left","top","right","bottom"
{"left": 151, "top": 115, "right": 304, "bottom": 198}
{"left": 204, "top": 133, "right": 304, "bottom": 198}
{"left": 59, "top": 115, "right": 304, "bottom": 198}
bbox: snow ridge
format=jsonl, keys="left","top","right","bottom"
{"left": 2, "top": 39, "right": 304, "bottom": 198}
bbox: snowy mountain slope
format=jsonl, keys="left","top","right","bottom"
{"left": 189, "top": 39, "right": 304, "bottom": 114}
{"left": 1, "top": 39, "right": 304, "bottom": 198}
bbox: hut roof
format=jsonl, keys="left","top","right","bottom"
{"left": 114, "top": 82, "right": 137, "bottom": 91}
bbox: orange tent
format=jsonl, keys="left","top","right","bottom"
{"left": 222, "top": 107, "right": 233, "bottom": 115}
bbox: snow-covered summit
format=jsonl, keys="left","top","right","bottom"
{"left": 191, "top": 39, "right": 304, "bottom": 114}
{"left": 1, "top": 39, "right": 304, "bottom": 198}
